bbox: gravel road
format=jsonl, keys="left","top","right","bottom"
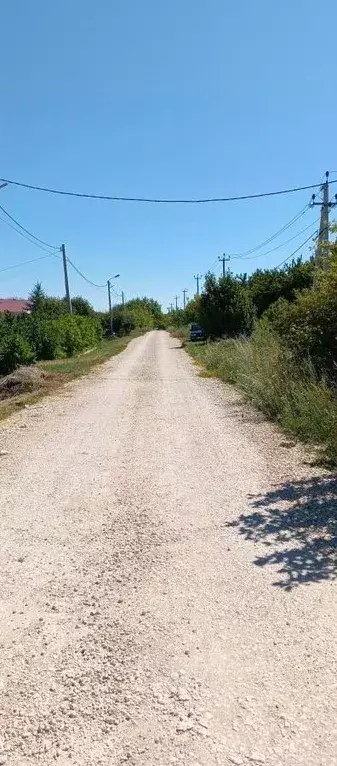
{"left": 0, "top": 330, "right": 336, "bottom": 766}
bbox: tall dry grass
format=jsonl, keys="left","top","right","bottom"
{"left": 189, "top": 323, "right": 337, "bottom": 465}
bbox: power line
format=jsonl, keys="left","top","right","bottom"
{"left": 1, "top": 176, "right": 336, "bottom": 204}
{"left": 274, "top": 230, "right": 318, "bottom": 270}
{"left": 65, "top": 256, "right": 106, "bottom": 289}
{"left": 0, "top": 212, "right": 58, "bottom": 254}
{"left": 0, "top": 253, "right": 57, "bottom": 274}
{"left": 0, "top": 204, "right": 57, "bottom": 249}
{"left": 228, "top": 205, "right": 309, "bottom": 257}
{"left": 231, "top": 218, "right": 320, "bottom": 261}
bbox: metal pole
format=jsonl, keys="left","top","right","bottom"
{"left": 218, "top": 254, "right": 230, "bottom": 277}
{"left": 311, "top": 172, "right": 337, "bottom": 275}
{"left": 107, "top": 279, "right": 113, "bottom": 336}
{"left": 182, "top": 289, "right": 188, "bottom": 309}
{"left": 320, "top": 173, "right": 330, "bottom": 270}
{"left": 61, "top": 244, "right": 72, "bottom": 313}
{"left": 194, "top": 274, "right": 201, "bottom": 296}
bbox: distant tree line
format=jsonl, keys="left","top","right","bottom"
{"left": 0, "top": 283, "right": 163, "bottom": 375}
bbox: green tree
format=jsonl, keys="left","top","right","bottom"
{"left": 199, "top": 273, "right": 254, "bottom": 339}
{"left": 265, "top": 244, "right": 337, "bottom": 381}
{"left": 37, "top": 297, "right": 67, "bottom": 319}
{"left": 184, "top": 296, "right": 201, "bottom": 325}
{"left": 71, "top": 296, "right": 95, "bottom": 316}
{"left": 248, "top": 258, "right": 314, "bottom": 318}
{"left": 29, "top": 282, "right": 46, "bottom": 311}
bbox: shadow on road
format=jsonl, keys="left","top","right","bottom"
{"left": 227, "top": 475, "right": 337, "bottom": 590}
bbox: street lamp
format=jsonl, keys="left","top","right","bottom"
{"left": 107, "top": 274, "right": 120, "bottom": 336}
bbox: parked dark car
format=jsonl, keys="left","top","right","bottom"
{"left": 189, "top": 323, "right": 205, "bottom": 342}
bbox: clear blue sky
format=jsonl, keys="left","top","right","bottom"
{"left": 1, "top": 0, "right": 336, "bottom": 310}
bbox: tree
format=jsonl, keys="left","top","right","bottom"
{"left": 199, "top": 273, "right": 254, "bottom": 339}
{"left": 29, "top": 282, "right": 46, "bottom": 311}
{"left": 265, "top": 243, "right": 337, "bottom": 381}
{"left": 184, "top": 296, "right": 201, "bottom": 325}
{"left": 71, "top": 296, "right": 95, "bottom": 316}
{"left": 248, "top": 259, "right": 314, "bottom": 318}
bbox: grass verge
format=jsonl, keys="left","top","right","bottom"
{"left": 187, "top": 325, "right": 337, "bottom": 466}
{"left": 0, "top": 333, "right": 140, "bottom": 422}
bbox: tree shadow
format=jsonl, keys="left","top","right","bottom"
{"left": 226, "top": 475, "right": 337, "bottom": 590}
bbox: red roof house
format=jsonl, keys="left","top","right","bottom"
{"left": 0, "top": 299, "right": 32, "bottom": 314}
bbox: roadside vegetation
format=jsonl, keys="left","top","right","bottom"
{"left": 169, "top": 243, "right": 337, "bottom": 465}
{"left": 0, "top": 284, "right": 163, "bottom": 416}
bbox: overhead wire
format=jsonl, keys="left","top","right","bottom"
{"left": 1, "top": 176, "right": 336, "bottom": 204}
{"left": 0, "top": 212, "right": 58, "bottom": 254}
{"left": 228, "top": 204, "right": 309, "bottom": 257}
{"left": 274, "top": 230, "right": 318, "bottom": 270}
{"left": 0, "top": 203, "right": 122, "bottom": 297}
{"left": 231, "top": 218, "right": 320, "bottom": 261}
{"left": 0, "top": 253, "right": 58, "bottom": 274}
{"left": 0, "top": 204, "right": 57, "bottom": 249}
{"left": 65, "top": 257, "right": 106, "bottom": 289}
{"left": 111, "top": 287, "right": 122, "bottom": 299}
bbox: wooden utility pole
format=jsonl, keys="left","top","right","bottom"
{"left": 61, "top": 244, "right": 72, "bottom": 313}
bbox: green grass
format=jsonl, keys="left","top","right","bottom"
{"left": 0, "top": 333, "right": 140, "bottom": 421}
{"left": 39, "top": 335, "right": 136, "bottom": 377}
{"left": 187, "top": 327, "right": 337, "bottom": 466}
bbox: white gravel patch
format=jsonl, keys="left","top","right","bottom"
{"left": 0, "top": 331, "right": 336, "bottom": 765}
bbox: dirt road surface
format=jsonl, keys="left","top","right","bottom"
{"left": 0, "top": 331, "right": 336, "bottom": 766}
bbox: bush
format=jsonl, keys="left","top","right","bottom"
{"left": 71, "top": 296, "right": 95, "bottom": 317}
{"left": 97, "top": 310, "right": 136, "bottom": 337}
{"left": 29, "top": 319, "right": 63, "bottom": 360}
{"left": 247, "top": 258, "right": 314, "bottom": 318}
{"left": 265, "top": 248, "right": 337, "bottom": 383}
{"left": 56, "top": 316, "right": 102, "bottom": 358}
{"left": 26, "top": 316, "right": 102, "bottom": 361}
{"left": 0, "top": 334, "right": 36, "bottom": 375}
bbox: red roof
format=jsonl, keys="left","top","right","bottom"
{"left": 0, "top": 299, "right": 32, "bottom": 314}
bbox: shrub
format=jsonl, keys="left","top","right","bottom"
{"left": 71, "top": 296, "right": 95, "bottom": 317}
{"left": 26, "top": 316, "right": 102, "bottom": 360}
{"left": 29, "top": 319, "right": 63, "bottom": 360}
{"left": 0, "top": 334, "right": 36, "bottom": 375}
{"left": 265, "top": 249, "right": 337, "bottom": 383}
{"left": 57, "top": 316, "right": 102, "bottom": 357}
{"left": 247, "top": 258, "right": 314, "bottom": 318}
